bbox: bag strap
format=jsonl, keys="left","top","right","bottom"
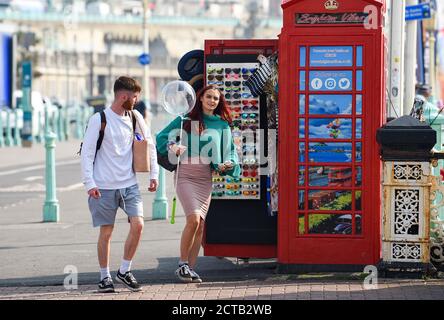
{"left": 131, "top": 111, "right": 146, "bottom": 140}
{"left": 95, "top": 110, "right": 106, "bottom": 158}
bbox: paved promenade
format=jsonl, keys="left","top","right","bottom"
{"left": 0, "top": 137, "right": 443, "bottom": 300}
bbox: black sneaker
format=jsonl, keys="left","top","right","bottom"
{"left": 115, "top": 270, "right": 142, "bottom": 292}
{"left": 175, "top": 263, "right": 193, "bottom": 283}
{"left": 98, "top": 277, "right": 115, "bottom": 293}
{"left": 189, "top": 269, "right": 203, "bottom": 283}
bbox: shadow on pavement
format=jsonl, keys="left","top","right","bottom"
{"left": 0, "top": 257, "right": 278, "bottom": 288}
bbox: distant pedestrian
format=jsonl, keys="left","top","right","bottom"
{"left": 81, "top": 76, "right": 159, "bottom": 293}
{"left": 156, "top": 85, "right": 240, "bottom": 283}
{"left": 134, "top": 100, "right": 147, "bottom": 120}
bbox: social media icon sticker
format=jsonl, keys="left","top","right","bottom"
{"left": 339, "top": 78, "right": 351, "bottom": 90}
{"left": 311, "top": 78, "right": 323, "bottom": 90}
{"left": 325, "top": 78, "right": 336, "bottom": 90}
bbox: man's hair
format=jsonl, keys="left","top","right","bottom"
{"left": 113, "top": 76, "right": 142, "bottom": 94}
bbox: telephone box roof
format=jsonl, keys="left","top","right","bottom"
{"left": 281, "top": 0, "right": 385, "bottom": 10}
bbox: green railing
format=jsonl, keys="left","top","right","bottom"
{"left": 0, "top": 106, "right": 93, "bottom": 147}
{"left": 0, "top": 10, "right": 281, "bottom": 27}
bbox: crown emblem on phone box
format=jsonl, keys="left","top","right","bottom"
{"left": 325, "top": 0, "right": 339, "bottom": 10}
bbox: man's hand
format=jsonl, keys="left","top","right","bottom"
{"left": 148, "top": 179, "right": 158, "bottom": 192}
{"left": 88, "top": 188, "right": 101, "bottom": 199}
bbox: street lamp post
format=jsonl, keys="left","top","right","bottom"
{"left": 142, "top": 0, "right": 152, "bottom": 123}
{"left": 404, "top": 0, "right": 419, "bottom": 115}
{"left": 43, "top": 103, "right": 60, "bottom": 223}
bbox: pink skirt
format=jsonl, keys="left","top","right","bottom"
{"left": 175, "top": 160, "right": 212, "bottom": 220}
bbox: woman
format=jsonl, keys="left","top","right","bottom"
{"left": 156, "top": 85, "right": 240, "bottom": 283}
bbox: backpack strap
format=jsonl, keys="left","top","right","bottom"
{"left": 95, "top": 110, "right": 106, "bottom": 158}
{"left": 131, "top": 110, "right": 136, "bottom": 133}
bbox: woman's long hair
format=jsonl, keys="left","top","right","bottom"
{"left": 183, "top": 85, "right": 232, "bottom": 135}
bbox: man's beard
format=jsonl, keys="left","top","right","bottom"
{"left": 122, "top": 99, "right": 134, "bottom": 111}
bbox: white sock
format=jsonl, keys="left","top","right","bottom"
{"left": 179, "top": 260, "right": 189, "bottom": 267}
{"left": 100, "top": 267, "right": 111, "bottom": 281}
{"left": 119, "top": 259, "right": 132, "bottom": 274}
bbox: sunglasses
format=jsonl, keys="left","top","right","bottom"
{"left": 212, "top": 191, "right": 225, "bottom": 196}
{"left": 243, "top": 184, "right": 259, "bottom": 189}
{"left": 208, "top": 67, "right": 223, "bottom": 74}
{"left": 227, "top": 100, "right": 241, "bottom": 106}
{"left": 242, "top": 68, "right": 257, "bottom": 74}
{"left": 226, "top": 177, "right": 241, "bottom": 183}
{"left": 213, "top": 184, "right": 225, "bottom": 189}
{"left": 243, "top": 190, "right": 259, "bottom": 196}
{"left": 225, "top": 74, "right": 240, "bottom": 79}
{"left": 242, "top": 75, "right": 250, "bottom": 80}
{"left": 226, "top": 190, "right": 242, "bottom": 196}
{"left": 226, "top": 184, "right": 241, "bottom": 190}
{"left": 242, "top": 158, "right": 257, "bottom": 165}
{"left": 243, "top": 164, "right": 259, "bottom": 170}
{"left": 241, "top": 93, "right": 253, "bottom": 99}
{"left": 241, "top": 177, "right": 258, "bottom": 183}
{"left": 243, "top": 170, "right": 258, "bottom": 177}
{"left": 225, "top": 87, "right": 241, "bottom": 93}
{"left": 241, "top": 113, "right": 257, "bottom": 119}
{"left": 208, "top": 80, "right": 224, "bottom": 86}
{"left": 242, "top": 119, "right": 258, "bottom": 125}
{"left": 225, "top": 68, "right": 241, "bottom": 74}
{"left": 232, "top": 120, "right": 242, "bottom": 127}
{"left": 242, "top": 145, "right": 256, "bottom": 152}
{"left": 225, "top": 81, "right": 241, "bottom": 87}
{"left": 242, "top": 105, "right": 259, "bottom": 112}
{"left": 208, "top": 74, "right": 224, "bottom": 81}
{"left": 212, "top": 177, "right": 225, "bottom": 182}
{"left": 232, "top": 114, "right": 242, "bottom": 120}
{"left": 225, "top": 93, "right": 241, "bottom": 100}
{"left": 241, "top": 124, "right": 259, "bottom": 131}
{"left": 242, "top": 100, "right": 258, "bottom": 106}
{"left": 230, "top": 106, "right": 242, "bottom": 112}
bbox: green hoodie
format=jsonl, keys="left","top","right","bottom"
{"left": 156, "top": 114, "right": 241, "bottom": 177}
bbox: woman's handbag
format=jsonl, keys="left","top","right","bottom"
{"left": 156, "top": 149, "right": 178, "bottom": 172}
{"left": 132, "top": 113, "right": 150, "bottom": 172}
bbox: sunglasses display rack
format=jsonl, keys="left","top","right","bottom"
{"left": 206, "top": 62, "right": 261, "bottom": 200}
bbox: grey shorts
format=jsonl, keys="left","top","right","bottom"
{"left": 88, "top": 184, "right": 143, "bottom": 228}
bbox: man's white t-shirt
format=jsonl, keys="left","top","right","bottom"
{"left": 81, "top": 107, "right": 159, "bottom": 191}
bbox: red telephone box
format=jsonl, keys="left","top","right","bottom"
{"left": 278, "top": 0, "right": 386, "bottom": 269}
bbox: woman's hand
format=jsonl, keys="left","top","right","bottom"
{"left": 218, "top": 161, "right": 233, "bottom": 172}
{"left": 169, "top": 144, "right": 187, "bottom": 157}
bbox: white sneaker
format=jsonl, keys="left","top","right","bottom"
{"left": 189, "top": 269, "right": 203, "bottom": 283}
{"left": 175, "top": 264, "right": 193, "bottom": 283}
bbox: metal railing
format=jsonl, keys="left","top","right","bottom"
{"left": 0, "top": 106, "right": 94, "bottom": 147}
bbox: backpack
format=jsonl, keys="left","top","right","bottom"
{"left": 78, "top": 110, "right": 136, "bottom": 160}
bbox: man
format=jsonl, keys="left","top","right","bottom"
{"left": 414, "top": 84, "right": 441, "bottom": 124}
{"left": 81, "top": 76, "right": 159, "bottom": 293}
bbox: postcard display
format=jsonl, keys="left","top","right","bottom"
{"left": 297, "top": 45, "right": 364, "bottom": 236}
{"left": 206, "top": 61, "right": 262, "bottom": 201}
